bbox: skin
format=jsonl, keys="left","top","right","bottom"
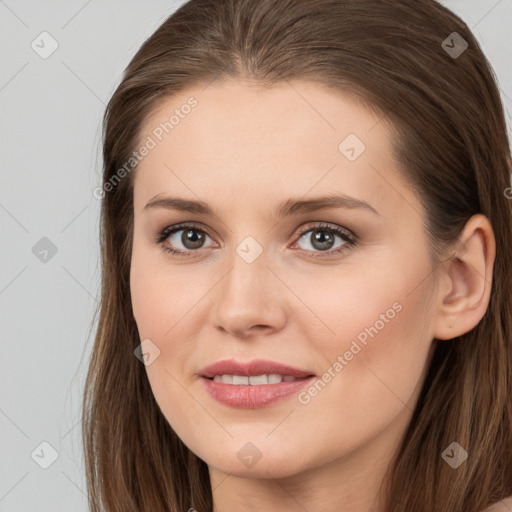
{"left": 129, "top": 79, "right": 495, "bottom": 512}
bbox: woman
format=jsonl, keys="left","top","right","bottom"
{"left": 83, "top": 0, "right": 512, "bottom": 510}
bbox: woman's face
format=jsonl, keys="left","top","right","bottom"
{"left": 130, "top": 79, "right": 441, "bottom": 481}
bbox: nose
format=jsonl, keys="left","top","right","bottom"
{"left": 210, "top": 245, "right": 287, "bottom": 339}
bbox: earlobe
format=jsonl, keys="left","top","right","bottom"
{"left": 433, "top": 214, "right": 496, "bottom": 341}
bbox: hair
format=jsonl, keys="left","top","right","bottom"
{"left": 82, "top": 0, "right": 512, "bottom": 510}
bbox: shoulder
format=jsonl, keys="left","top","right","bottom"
{"left": 481, "top": 496, "right": 512, "bottom": 511}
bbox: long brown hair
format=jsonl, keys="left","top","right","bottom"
{"left": 82, "top": 0, "right": 512, "bottom": 510}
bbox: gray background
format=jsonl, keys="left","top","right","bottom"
{"left": 0, "top": 1, "right": 511, "bottom": 510}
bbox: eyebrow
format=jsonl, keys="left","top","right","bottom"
{"left": 143, "top": 194, "right": 379, "bottom": 218}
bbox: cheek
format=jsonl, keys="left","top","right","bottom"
{"left": 294, "top": 254, "right": 436, "bottom": 444}
{"left": 130, "top": 244, "right": 201, "bottom": 339}
{"left": 130, "top": 245, "right": 213, "bottom": 387}
{"left": 333, "top": 279, "right": 431, "bottom": 370}
{"left": 130, "top": 254, "right": 204, "bottom": 434}
{"left": 286, "top": 249, "right": 434, "bottom": 363}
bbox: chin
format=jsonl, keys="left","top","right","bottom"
{"left": 201, "top": 442, "right": 311, "bottom": 479}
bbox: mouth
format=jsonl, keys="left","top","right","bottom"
{"left": 199, "top": 359, "right": 316, "bottom": 408}
{"left": 200, "top": 358, "right": 315, "bottom": 380}
{"left": 204, "top": 374, "right": 312, "bottom": 384}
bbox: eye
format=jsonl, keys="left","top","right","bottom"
{"left": 156, "top": 222, "right": 357, "bottom": 259}
{"left": 157, "top": 223, "right": 215, "bottom": 257}
{"left": 292, "top": 222, "right": 357, "bottom": 258}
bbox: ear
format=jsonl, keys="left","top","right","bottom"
{"left": 433, "top": 214, "right": 496, "bottom": 341}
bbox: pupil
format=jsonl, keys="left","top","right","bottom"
{"left": 312, "top": 229, "right": 334, "bottom": 250}
{"left": 183, "top": 229, "right": 204, "bottom": 249}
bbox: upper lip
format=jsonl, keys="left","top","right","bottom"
{"left": 200, "top": 359, "right": 316, "bottom": 379}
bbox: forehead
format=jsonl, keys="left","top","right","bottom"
{"left": 133, "top": 79, "right": 423, "bottom": 221}
{"left": 138, "top": 79, "right": 385, "bottom": 156}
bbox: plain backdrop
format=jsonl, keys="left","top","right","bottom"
{"left": 0, "top": 1, "right": 511, "bottom": 510}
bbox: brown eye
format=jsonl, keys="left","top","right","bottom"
{"left": 293, "top": 223, "right": 357, "bottom": 258}
{"left": 178, "top": 228, "right": 208, "bottom": 250}
{"left": 304, "top": 229, "right": 337, "bottom": 251}
{"left": 158, "top": 224, "right": 214, "bottom": 255}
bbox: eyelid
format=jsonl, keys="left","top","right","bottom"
{"left": 292, "top": 221, "right": 357, "bottom": 244}
{"left": 156, "top": 221, "right": 214, "bottom": 242}
{"left": 155, "top": 222, "right": 217, "bottom": 251}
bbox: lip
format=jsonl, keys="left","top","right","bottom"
{"left": 200, "top": 358, "right": 315, "bottom": 379}
{"left": 199, "top": 359, "right": 316, "bottom": 409}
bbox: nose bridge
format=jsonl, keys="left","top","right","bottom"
{"left": 222, "top": 235, "right": 270, "bottom": 303}
{"left": 211, "top": 234, "right": 285, "bottom": 335}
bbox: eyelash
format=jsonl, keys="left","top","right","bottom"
{"left": 155, "top": 222, "right": 358, "bottom": 259}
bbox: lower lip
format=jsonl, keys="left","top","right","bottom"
{"left": 201, "top": 376, "right": 315, "bottom": 408}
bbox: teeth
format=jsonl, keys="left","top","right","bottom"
{"left": 249, "top": 374, "right": 268, "bottom": 385}
{"left": 212, "top": 374, "right": 298, "bottom": 385}
{"left": 232, "top": 375, "right": 249, "bottom": 385}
